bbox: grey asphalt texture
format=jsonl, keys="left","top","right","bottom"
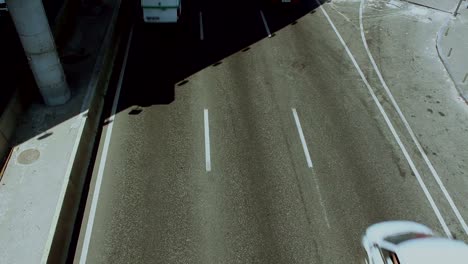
{"left": 77, "top": 0, "right": 468, "bottom": 263}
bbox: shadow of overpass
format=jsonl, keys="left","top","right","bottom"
{"left": 3, "top": 0, "right": 327, "bottom": 151}
{"left": 5, "top": 0, "right": 326, "bottom": 147}
{"left": 115, "top": 0, "right": 326, "bottom": 112}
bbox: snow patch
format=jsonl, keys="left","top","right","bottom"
{"left": 368, "top": 0, "right": 435, "bottom": 23}
{"left": 332, "top": 0, "right": 445, "bottom": 23}
{"left": 387, "top": 0, "right": 404, "bottom": 9}
{"left": 405, "top": 4, "right": 430, "bottom": 16}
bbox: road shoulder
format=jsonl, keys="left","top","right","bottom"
{"left": 0, "top": 0, "right": 126, "bottom": 262}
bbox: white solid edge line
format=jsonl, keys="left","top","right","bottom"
{"left": 359, "top": 0, "right": 468, "bottom": 235}
{"left": 260, "top": 10, "right": 272, "bottom": 38}
{"left": 317, "top": 3, "right": 452, "bottom": 237}
{"left": 204, "top": 109, "right": 211, "bottom": 172}
{"left": 79, "top": 25, "right": 135, "bottom": 264}
{"left": 199, "top": 11, "right": 204, "bottom": 41}
{"left": 292, "top": 108, "right": 313, "bottom": 168}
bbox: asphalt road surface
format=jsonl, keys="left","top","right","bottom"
{"left": 75, "top": 0, "right": 468, "bottom": 263}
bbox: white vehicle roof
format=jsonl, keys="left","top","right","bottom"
{"left": 364, "top": 221, "right": 434, "bottom": 242}
{"left": 396, "top": 237, "right": 468, "bottom": 264}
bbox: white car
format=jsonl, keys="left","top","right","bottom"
{"left": 362, "top": 221, "right": 468, "bottom": 264}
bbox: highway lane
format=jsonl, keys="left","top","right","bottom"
{"left": 318, "top": 0, "right": 468, "bottom": 238}
{"left": 75, "top": 0, "right": 468, "bottom": 263}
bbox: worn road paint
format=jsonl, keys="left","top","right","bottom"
{"left": 292, "top": 108, "right": 313, "bottom": 168}
{"left": 318, "top": 2, "right": 452, "bottom": 237}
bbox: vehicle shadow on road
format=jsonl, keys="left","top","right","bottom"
{"left": 115, "top": 0, "right": 326, "bottom": 113}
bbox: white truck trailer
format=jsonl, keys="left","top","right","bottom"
{"left": 0, "top": 0, "right": 8, "bottom": 14}
{"left": 141, "top": 0, "right": 181, "bottom": 23}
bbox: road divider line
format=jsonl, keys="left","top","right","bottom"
{"left": 292, "top": 108, "right": 313, "bottom": 168}
{"left": 359, "top": 0, "right": 468, "bottom": 235}
{"left": 199, "top": 11, "right": 204, "bottom": 41}
{"left": 317, "top": 3, "right": 452, "bottom": 238}
{"left": 204, "top": 109, "right": 211, "bottom": 172}
{"left": 79, "top": 25, "right": 134, "bottom": 263}
{"left": 260, "top": 10, "right": 272, "bottom": 38}
{"left": 311, "top": 172, "right": 331, "bottom": 228}
{"left": 291, "top": 109, "right": 328, "bottom": 226}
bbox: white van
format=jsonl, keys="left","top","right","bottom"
{"left": 141, "top": 0, "right": 181, "bottom": 23}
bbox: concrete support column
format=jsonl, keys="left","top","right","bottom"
{"left": 6, "top": 0, "right": 70, "bottom": 106}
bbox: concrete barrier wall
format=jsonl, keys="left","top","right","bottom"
{"left": 0, "top": 90, "right": 22, "bottom": 166}
{"left": 46, "top": 0, "right": 129, "bottom": 261}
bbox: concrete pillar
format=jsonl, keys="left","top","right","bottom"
{"left": 6, "top": 0, "right": 70, "bottom": 106}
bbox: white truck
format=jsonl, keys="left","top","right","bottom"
{"left": 141, "top": 0, "right": 181, "bottom": 23}
{"left": 0, "top": 0, "right": 8, "bottom": 15}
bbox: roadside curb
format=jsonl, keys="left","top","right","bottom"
{"left": 0, "top": 89, "right": 22, "bottom": 166}
{"left": 436, "top": 16, "right": 468, "bottom": 103}
{"left": 41, "top": 0, "right": 128, "bottom": 262}
{"left": 0, "top": 96, "right": 22, "bottom": 170}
